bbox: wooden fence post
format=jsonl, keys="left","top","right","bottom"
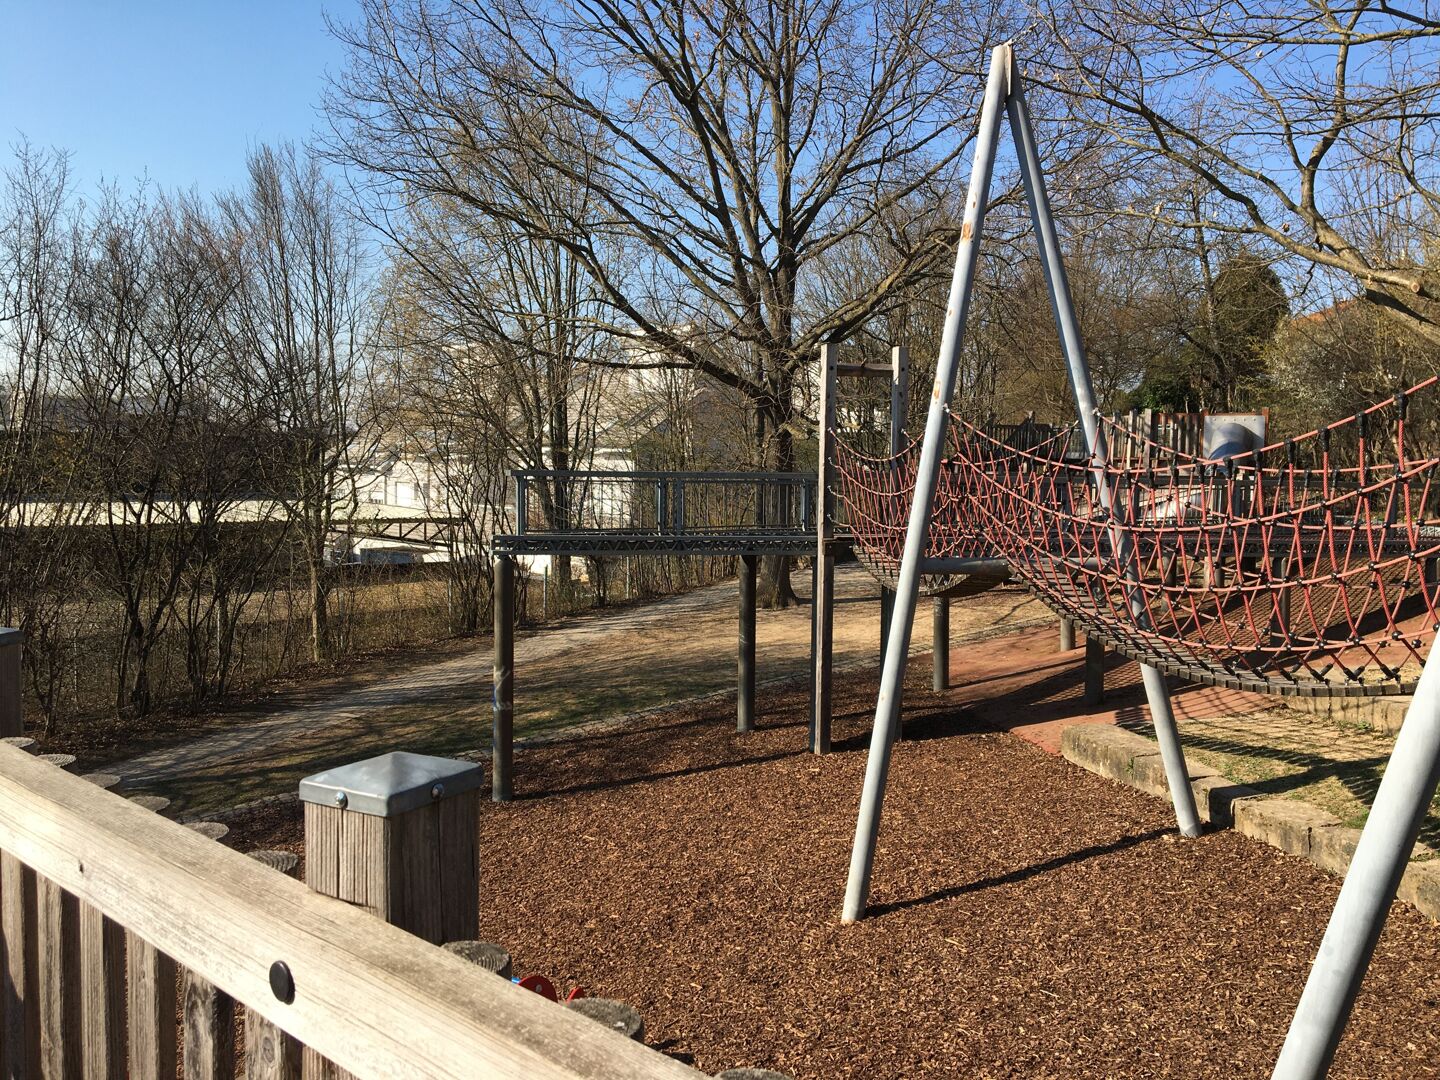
{"left": 244, "top": 851, "right": 302, "bottom": 1080}
{"left": 81, "top": 771, "right": 126, "bottom": 1078}
{"left": 181, "top": 824, "right": 235, "bottom": 1080}
{"left": 125, "top": 791, "right": 178, "bottom": 1079}
{"left": 300, "top": 752, "right": 483, "bottom": 1078}
{"left": 0, "top": 629, "right": 22, "bottom": 737}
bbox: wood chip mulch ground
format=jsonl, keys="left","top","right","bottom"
{"left": 230, "top": 662, "right": 1440, "bottom": 1079}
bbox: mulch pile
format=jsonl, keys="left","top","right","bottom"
{"left": 231, "top": 663, "right": 1440, "bottom": 1078}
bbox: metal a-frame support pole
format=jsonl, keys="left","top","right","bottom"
{"left": 1006, "top": 60, "right": 1201, "bottom": 840}
{"left": 1273, "top": 641, "right": 1440, "bottom": 1078}
{"left": 843, "top": 44, "right": 1201, "bottom": 923}
{"left": 880, "top": 345, "right": 910, "bottom": 736}
{"left": 842, "top": 45, "right": 1011, "bottom": 923}
{"left": 812, "top": 343, "right": 839, "bottom": 754}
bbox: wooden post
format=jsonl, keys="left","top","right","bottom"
{"left": 183, "top": 972, "right": 235, "bottom": 1080}
{"left": 301, "top": 752, "right": 483, "bottom": 1079}
{"left": 879, "top": 588, "right": 895, "bottom": 669}
{"left": 2, "top": 851, "right": 40, "bottom": 1078}
{"left": 244, "top": 852, "right": 301, "bottom": 1079}
{"left": 126, "top": 784, "right": 177, "bottom": 1079}
{"left": 812, "top": 344, "right": 838, "bottom": 754}
{"left": 493, "top": 555, "right": 515, "bottom": 801}
{"left": 182, "top": 821, "right": 237, "bottom": 1080}
{"left": 127, "top": 933, "right": 177, "bottom": 1080}
{"left": 80, "top": 903, "right": 125, "bottom": 1078}
{"left": 37, "top": 875, "right": 80, "bottom": 1079}
{"left": 0, "top": 628, "right": 22, "bottom": 737}
{"left": 737, "top": 554, "right": 756, "bottom": 733}
{"left": 1083, "top": 636, "right": 1105, "bottom": 706}
{"left": 301, "top": 752, "right": 481, "bottom": 942}
{"left": 932, "top": 597, "right": 950, "bottom": 691}
{"left": 1059, "top": 616, "right": 1075, "bottom": 653}
{"left": 890, "top": 345, "right": 909, "bottom": 457}
{"left": 1271, "top": 553, "right": 1292, "bottom": 647}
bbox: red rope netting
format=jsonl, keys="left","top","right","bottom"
{"left": 836, "top": 378, "right": 1440, "bottom": 696}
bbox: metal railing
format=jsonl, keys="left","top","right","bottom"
{"left": 512, "top": 469, "right": 817, "bottom": 538}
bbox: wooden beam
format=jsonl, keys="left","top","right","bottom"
{"left": 493, "top": 556, "right": 515, "bottom": 801}
{"left": 0, "top": 746, "right": 699, "bottom": 1080}
{"left": 812, "top": 345, "right": 838, "bottom": 754}
{"left": 738, "top": 555, "right": 756, "bottom": 733}
{"left": 0, "top": 630, "right": 22, "bottom": 738}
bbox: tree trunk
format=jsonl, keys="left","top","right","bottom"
{"left": 309, "top": 554, "right": 331, "bottom": 663}
{"left": 757, "top": 393, "right": 799, "bottom": 609}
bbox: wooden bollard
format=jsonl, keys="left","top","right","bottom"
{"left": 0, "top": 628, "right": 21, "bottom": 737}
{"left": 442, "top": 940, "right": 513, "bottom": 980}
{"left": 1, "top": 736, "right": 36, "bottom": 753}
{"left": 81, "top": 772, "right": 121, "bottom": 791}
{"left": 245, "top": 851, "right": 302, "bottom": 1079}
{"left": 566, "top": 998, "right": 644, "bottom": 1042}
{"left": 128, "top": 794, "right": 171, "bottom": 814}
{"left": 300, "top": 752, "right": 483, "bottom": 1078}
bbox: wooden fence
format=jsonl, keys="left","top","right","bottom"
{"left": 0, "top": 631, "right": 698, "bottom": 1079}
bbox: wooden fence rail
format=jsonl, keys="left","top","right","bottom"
{"left": 0, "top": 743, "right": 699, "bottom": 1079}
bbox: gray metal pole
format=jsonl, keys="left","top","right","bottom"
{"left": 1006, "top": 61, "right": 1201, "bottom": 838}
{"left": 842, "top": 45, "right": 1012, "bottom": 923}
{"left": 879, "top": 345, "right": 910, "bottom": 684}
{"left": 932, "top": 597, "right": 950, "bottom": 692}
{"left": 1273, "top": 642, "right": 1440, "bottom": 1079}
{"left": 738, "top": 553, "right": 757, "bottom": 733}
{"left": 1059, "top": 616, "right": 1075, "bottom": 652}
{"left": 492, "top": 555, "right": 515, "bottom": 802}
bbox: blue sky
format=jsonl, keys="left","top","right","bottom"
{"left": 1, "top": 1, "right": 361, "bottom": 197}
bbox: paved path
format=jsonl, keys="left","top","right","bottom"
{"left": 113, "top": 575, "right": 784, "bottom": 783}
{"left": 116, "top": 565, "right": 1045, "bottom": 785}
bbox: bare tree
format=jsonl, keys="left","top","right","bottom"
{"left": 221, "top": 144, "right": 377, "bottom": 663}
{"left": 382, "top": 179, "right": 615, "bottom": 594}
{"left": 0, "top": 143, "right": 93, "bottom": 730}
{"left": 326, "top": 0, "right": 1021, "bottom": 603}
{"left": 1040, "top": 0, "right": 1440, "bottom": 344}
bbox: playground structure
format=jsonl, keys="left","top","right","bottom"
{"left": 492, "top": 43, "right": 1440, "bottom": 1079}
{"left": 838, "top": 45, "right": 1440, "bottom": 1080}
{"left": 489, "top": 348, "right": 967, "bottom": 795}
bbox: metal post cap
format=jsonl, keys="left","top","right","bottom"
{"left": 298, "top": 752, "right": 484, "bottom": 817}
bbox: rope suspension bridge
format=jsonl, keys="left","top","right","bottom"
{"left": 834, "top": 380, "right": 1440, "bottom": 698}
